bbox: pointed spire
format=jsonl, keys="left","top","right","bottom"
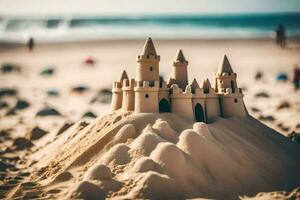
{"left": 190, "top": 78, "right": 200, "bottom": 89}
{"left": 218, "top": 54, "right": 234, "bottom": 74}
{"left": 141, "top": 37, "right": 157, "bottom": 56}
{"left": 175, "top": 49, "right": 186, "bottom": 63}
{"left": 202, "top": 78, "right": 211, "bottom": 93}
{"left": 119, "top": 70, "right": 128, "bottom": 82}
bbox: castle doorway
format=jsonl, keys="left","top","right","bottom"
{"left": 159, "top": 99, "right": 170, "bottom": 113}
{"left": 195, "top": 103, "right": 205, "bottom": 122}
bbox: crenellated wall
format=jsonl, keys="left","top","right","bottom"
{"left": 134, "top": 80, "right": 159, "bottom": 113}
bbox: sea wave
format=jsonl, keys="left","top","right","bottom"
{"left": 0, "top": 13, "right": 299, "bottom": 43}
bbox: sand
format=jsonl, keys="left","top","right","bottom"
{"left": 0, "top": 38, "right": 300, "bottom": 199}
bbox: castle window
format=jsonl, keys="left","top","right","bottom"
{"left": 150, "top": 66, "right": 153, "bottom": 71}
{"left": 234, "top": 98, "right": 238, "bottom": 103}
{"left": 220, "top": 80, "right": 223, "bottom": 84}
{"left": 145, "top": 94, "right": 149, "bottom": 98}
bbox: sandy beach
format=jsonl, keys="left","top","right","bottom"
{"left": 1, "top": 38, "right": 300, "bottom": 199}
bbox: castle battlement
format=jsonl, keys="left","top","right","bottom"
{"left": 134, "top": 80, "right": 160, "bottom": 92}
{"left": 122, "top": 78, "right": 136, "bottom": 90}
{"left": 111, "top": 38, "right": 248, "bottom": 122}
{"left": 171, "top": 84, "right": 193, "bottom": 98}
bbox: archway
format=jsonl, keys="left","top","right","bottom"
{"left": 159, "top": 99, "right": 170, "bottom": 113}
{"left": 194, "top": 103, "right": 205, "bottom": 122}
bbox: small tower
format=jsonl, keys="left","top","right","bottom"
{"left": 170, "top": 84, "right": 193, "bottom": 121}
{"left": 122, "top": 78, "right": 135, "bottom": 112}
{"left": 172, "top": 49, "right": 188, "bottom": 89}
{"left": 134, "top": 81, "right": 159, "bottom": 113}
{"left": 190, "top": 79, "right": 206, "bottom": 122}
{"left": 214, "top": 54, "right": 237, "bottom": 93}
{"left": 111, "top": 70, "right": 128, "bottom": 111}
{"left": 215, "top": 55, "right": 247, "bottom": 118}
{"left": 136, "top": 38, "right": 160, "bottom": 81}
{"left": 202, "top": 79, "right": 220, "bottom": 123}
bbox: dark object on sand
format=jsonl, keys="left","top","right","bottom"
{"left": 0, "top": 88, "right": 17, "bottom": 97}
{"left": 0, "top": 101, "right": 9, "bottom": 109}
{"left": 27, "top": 37, "right": 35, "bottom": 52}
{"left": 250, "top": 107, "right": 260, "bottom": 113}
{"left": 1, "top": 63, "right": 21, "bottom": 73}
{"left": 254, "top": 71, "right": 263, "bottom": 80}
{"left": 276, "top": 73, "right": 288, "bottom": 82}
{"left": 0, "top": 161, "right": 13, "bottom": 172}
{"left": 36, "top": 107, "right": 61, "bottom": 117}
{"left": 14, "top": 99, "right": 30, "bottom": 110}
{"left": 258, "top": 115, "right": 275, "bottom": 122}
{"left": 82, "top": 111, "right": 97, "bottom": 118}
{"left": 57, "top": 122, "right": 74, "bottom": 135}
{"left": 84, "top": 57, "right": 96, "bottom": 65}
{"left": 13, "top": 137, "right": 34, "bottom": 150}
{"left": 47, "top": 89, "right": 60, "bottom": 97}
{"left": 71, "top": 85, "right": 89, "bottom": 94}
{"left": 275, "top": 24, "right": 286, "bottom": 48}
{"left": 26, "top": 127, "right": 48, "bottom": 140}
{"left": 40, "top": 67, "right": 55, "bottom": 76}
{"left": 5, "top": 108, "right": 16, "bottom": 116}
{"left": 288, "top": 131, "right": 300, "bottom": 144}
{"left": 90, "top": 89, "right": 112, "bottom": 104}
{"left": 292, "top": 65, "right": 300, "bottom": 91}
{"left": 255, "top": 92, "right": 270, "bottom": 98}
{"left": 277, "top": 101, "right": 291, "bottom": 110}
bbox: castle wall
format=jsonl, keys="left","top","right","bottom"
{"left": 170, "top": 85, "right": 193, "bottom": 121}
{"left": 220, "top": 89, "right": 247, "bottom": 118}
{"left": 136, "top": 56, "right": 160, "bottom": 81}
{"left": 134, "top": 81, "right": 159, "bottom": 113}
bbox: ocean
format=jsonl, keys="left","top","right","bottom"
{"left": 0, "top": 13, "right": 300, "bottom": 43}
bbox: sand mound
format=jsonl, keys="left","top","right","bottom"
{"left": 9, "top": 112, "right": 300, "bottom": 199}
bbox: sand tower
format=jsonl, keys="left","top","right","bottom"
{"left": 136, "top": 38, "right": 160, "bottom": 81}
{"left": 172, "top": 49, "right": 189, "bottom": 89}
{"left": 122, "top": 78, "right": 135, "bottom": 111}
{"left": 111, "top": 70, "right": 128, "bottom": 111}
{"left": 215, "top": 55, "right": 247, "bottom": 117}
{"left": 134, "top": 81, "right": 159, "bottom": 113}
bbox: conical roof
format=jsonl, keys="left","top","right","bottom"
{"left": 190, "top": 78, "right": 200, "bottom": 89}
{"left": 202, "top": 78, "right": 212, "bottom": 89}
{"left": 217, "top": 54, "right": 234, "bottom": 74}
{"left": 175, "top": 49, "right": 186, "bottom": 63}
{"left": 141, "top": 37, "right": 157, "bottom": 56}
{"left": 119, "top": 70, "right": 128, "bottom": 82}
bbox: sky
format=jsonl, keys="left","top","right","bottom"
{"left": 0, "top": 0, "right": 300, "bottom": 16}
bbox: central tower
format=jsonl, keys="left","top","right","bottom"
{"left": 136, "top": 38, "right": 160, "bottom": 81}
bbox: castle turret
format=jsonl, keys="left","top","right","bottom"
{"left": 215, "top": 55, "right": 247, "bottom": 118}
{"left": 170, "top": 84, "right": 193, "bottom": 121}
{"left": 111, "top": 70, "right": 128, "bottom": 111}
{"left": 134, "top": 81, "right": 159, "bottom": 113}
{"left": 215, "top": 54, "right": 237, "bottom": 93}
{"left": 136, "top": 38, "right": 160, "bottom": 81}
{"left": 172, "top": 49, "right": 189, "bottom": 89}
{"left": 122, "top": 78, "right": 135, "bottom": 111}
{"left": 202, "top": 79, "right": 220, "bottom": 123}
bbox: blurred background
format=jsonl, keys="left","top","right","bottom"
{"left": 0, "top": 0, "right": 299, "bottom": 139}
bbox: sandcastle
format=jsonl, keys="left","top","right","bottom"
{"left": 111, "top": 38, "right": 247, "bottom": 123}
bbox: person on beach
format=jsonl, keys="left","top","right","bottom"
{"left": 292, "top": 65, "right": 300, "bottom": 91}
{"left": 275, "top": 24, "right": 286, "bottom": 48}
{"left": 27, "top": 37, "right": 35, "bottom": 51}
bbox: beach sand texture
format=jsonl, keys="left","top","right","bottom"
{"left": 0, "top": 38, "right": 300, "bottom": 199}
